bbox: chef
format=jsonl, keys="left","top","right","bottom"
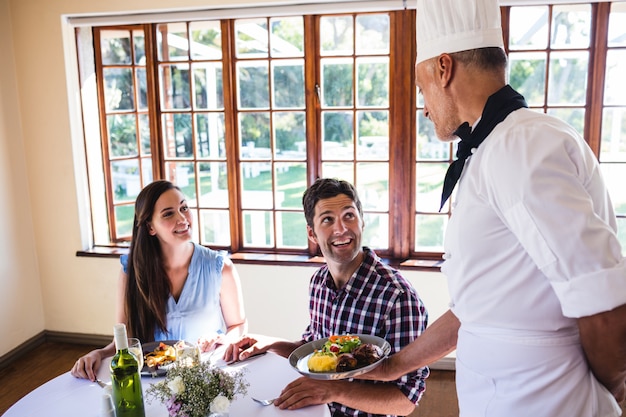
{"left": 360, "top": 0, "right": 626, "bottom": 415}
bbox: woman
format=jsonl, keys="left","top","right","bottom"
{"left": 71, "top": 180, "right": 247, "bottom": 381}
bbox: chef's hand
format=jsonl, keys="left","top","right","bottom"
{"left": 613, "top": 382, "right": 625, "bottom": 404}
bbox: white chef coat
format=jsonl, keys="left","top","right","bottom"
{"left": 441, "top": 108, "right": 626, "bottom": 417}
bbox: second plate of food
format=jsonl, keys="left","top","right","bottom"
{"left": 288, "top": 334, "right": 391, "bottom": 380}
{"left": 141, "top": 340, "right": 178, "bottom": 377}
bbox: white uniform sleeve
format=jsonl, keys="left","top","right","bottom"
{"left": 482, "top": 115, "right": 626, "bottom": 318}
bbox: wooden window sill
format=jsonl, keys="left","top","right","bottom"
{"left": 76, "top": 247, "right": 443, "bottom": 271}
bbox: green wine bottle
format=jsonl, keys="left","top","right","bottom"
{"left": 110, "top": 323, "right": 146, "bottom": 417}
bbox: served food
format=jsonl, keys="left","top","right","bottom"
{"left": 352, "top": 343, "right": 384, "bottom": 366}
{"left": 307, "top": 335, "right": 384, "bottom": 373}
{"left": 144, "top": 342, "right": 176, "bottom": 369}
{"left": 307, "top": 351, "right": 338, "bottom": 372}
{"left": 174, "top": 340, "right": 200, "bottom": 367}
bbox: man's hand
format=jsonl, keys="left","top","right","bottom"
{"left": 223, "top": 335, "right": 266, "bottom": 362}
{"left": 274, "top": 374, "right": 416, "bottom": 415}
{"left": 274, "top": 377, "right": 334, "bottom": 410}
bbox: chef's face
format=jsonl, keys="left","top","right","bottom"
{"left": 416, "top": 58, "right": 460, "bottom": 142}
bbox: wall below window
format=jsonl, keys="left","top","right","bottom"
{"left": 236, "top": 263, "right": 451, "bottom": 336}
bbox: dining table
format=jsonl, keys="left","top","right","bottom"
{"left": 2, "top": 347, "right": 331, "bottom": 417}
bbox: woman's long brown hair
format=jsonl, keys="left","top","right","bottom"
{"left": 125, "top": 180, "right": 179, "bottom": 342}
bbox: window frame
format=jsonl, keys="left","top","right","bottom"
{"left": 86, "top": 10, "right": 419, "bottom": 260}
{"left": 75, "top": 2, "right": 624, "bottom": 265}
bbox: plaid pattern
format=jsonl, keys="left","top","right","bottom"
{"left": 302, "top": 247, "right": 429, "bottom": 417}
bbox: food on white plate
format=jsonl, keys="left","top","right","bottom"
{"left": 352, "top": 343, "right": 384, "bottom": 366}
{"left": 307, "top": 351, "right": 338, "bottom": 372}
{"left": 335, "top": 353, "right": 358, "bottom": 372}
{"left": 144, "top": 342, "right": 176, "bottom": 369}
{"left": 307, "top": 335, "right": 384, "bottom": 373}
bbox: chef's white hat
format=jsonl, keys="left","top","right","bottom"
{"left": 416, "top": 0, "right": 505, "bottom": 64}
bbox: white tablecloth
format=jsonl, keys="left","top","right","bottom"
{"left": 2, "top": 350, "right": 330, "bottom": 417}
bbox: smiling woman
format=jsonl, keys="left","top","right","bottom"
{"left": 70, "top": 180, "right": 247, "bottom": 381}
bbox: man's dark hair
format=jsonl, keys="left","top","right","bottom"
{"left": 302, "top": 178, "right": 363, "bottom": 228}
{"left": 450, "top": 47, "right": 508, "bottom": 72}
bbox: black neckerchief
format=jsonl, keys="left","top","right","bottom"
{"left": 439, "top": 85, "right": 528, "bottom": 211}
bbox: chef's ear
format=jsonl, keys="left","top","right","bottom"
{"left": 147, "top": 222, "right": 157, "bottom": 236}
{"left": 436, "top": 53, "right": 454, "bottom": 88}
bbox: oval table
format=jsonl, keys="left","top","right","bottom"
{"left": 2, "top": 350, "right": 330, "bottom": 417}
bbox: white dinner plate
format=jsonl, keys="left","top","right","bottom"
{"left": 288, "top": 334, "right": 391, "bottom": 380}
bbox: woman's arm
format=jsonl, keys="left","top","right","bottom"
{"left": 211, "top": 258, "right": 247, "bottom": 348}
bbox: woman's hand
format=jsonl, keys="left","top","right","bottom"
{"left": 197, "top": 332, "right": 226, "bottom": 353}
{"left": 70, "top": 350, "right": 103, "bottom": 381}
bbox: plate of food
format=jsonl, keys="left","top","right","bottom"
{"left": 288, "top": 334, "right": 391, "bottom": 380}
{"left": 141, "top": 340, "right": 178, "bottom": 377}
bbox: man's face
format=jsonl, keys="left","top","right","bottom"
{"left": 307, "top": 194, "right": 363, "bottom": 267}
{"left": 416, "top": 59, "right": 460, "bottom": 142}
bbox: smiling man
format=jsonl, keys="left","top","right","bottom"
{"left": 225, "top": 178, "right": 429, "bottom": 417}
{"left": 302, "top": 179, "right": 368, "bottom": 289}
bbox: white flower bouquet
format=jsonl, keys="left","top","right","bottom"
{"left": 146, "top": 361, "right": 248, "bottom": 417}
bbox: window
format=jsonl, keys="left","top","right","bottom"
{"left": 423, "top": 2, "right": 626, "bottom": 256}
{"left": 94, "top": 28, "right": 153, "bottom": 240}
{"left": 503, "top": 2, "right": 625, "bottom": 252}
{"left": 234, "top": 17, "right": 308, "bottom": 249}
{"left": 508, "top": 4, "right": 591, "bottom": 130}
{"left": 79, "top": 10, "right": 416, "bottom": 259}
{"left": 75, "top": 2, "right": 625, "bottom": 261}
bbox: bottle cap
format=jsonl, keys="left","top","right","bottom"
{"left": 113, "top": 323, "right": 129, "bottom": 350}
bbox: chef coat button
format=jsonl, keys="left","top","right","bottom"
{"left": 471, "top": 148, "right": 477, "bottom": 154}
{"left": 448, "top": 301, "right": 455, "bottom": 308}
{"left": 442, "top": 252, "right": 451, "bottom": 260}
{"left": 451, "top": 202, "right": 457, "bottom": 209}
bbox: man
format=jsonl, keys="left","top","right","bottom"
{"left": 361, "top": 0, "right": 626, "bottom": 416}
{"left": 225, "top": 178, "right": 429, "bottom": 417}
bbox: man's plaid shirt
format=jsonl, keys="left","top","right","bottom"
{"left": 302, "top": 247, "right": 429, "bottom": 417}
